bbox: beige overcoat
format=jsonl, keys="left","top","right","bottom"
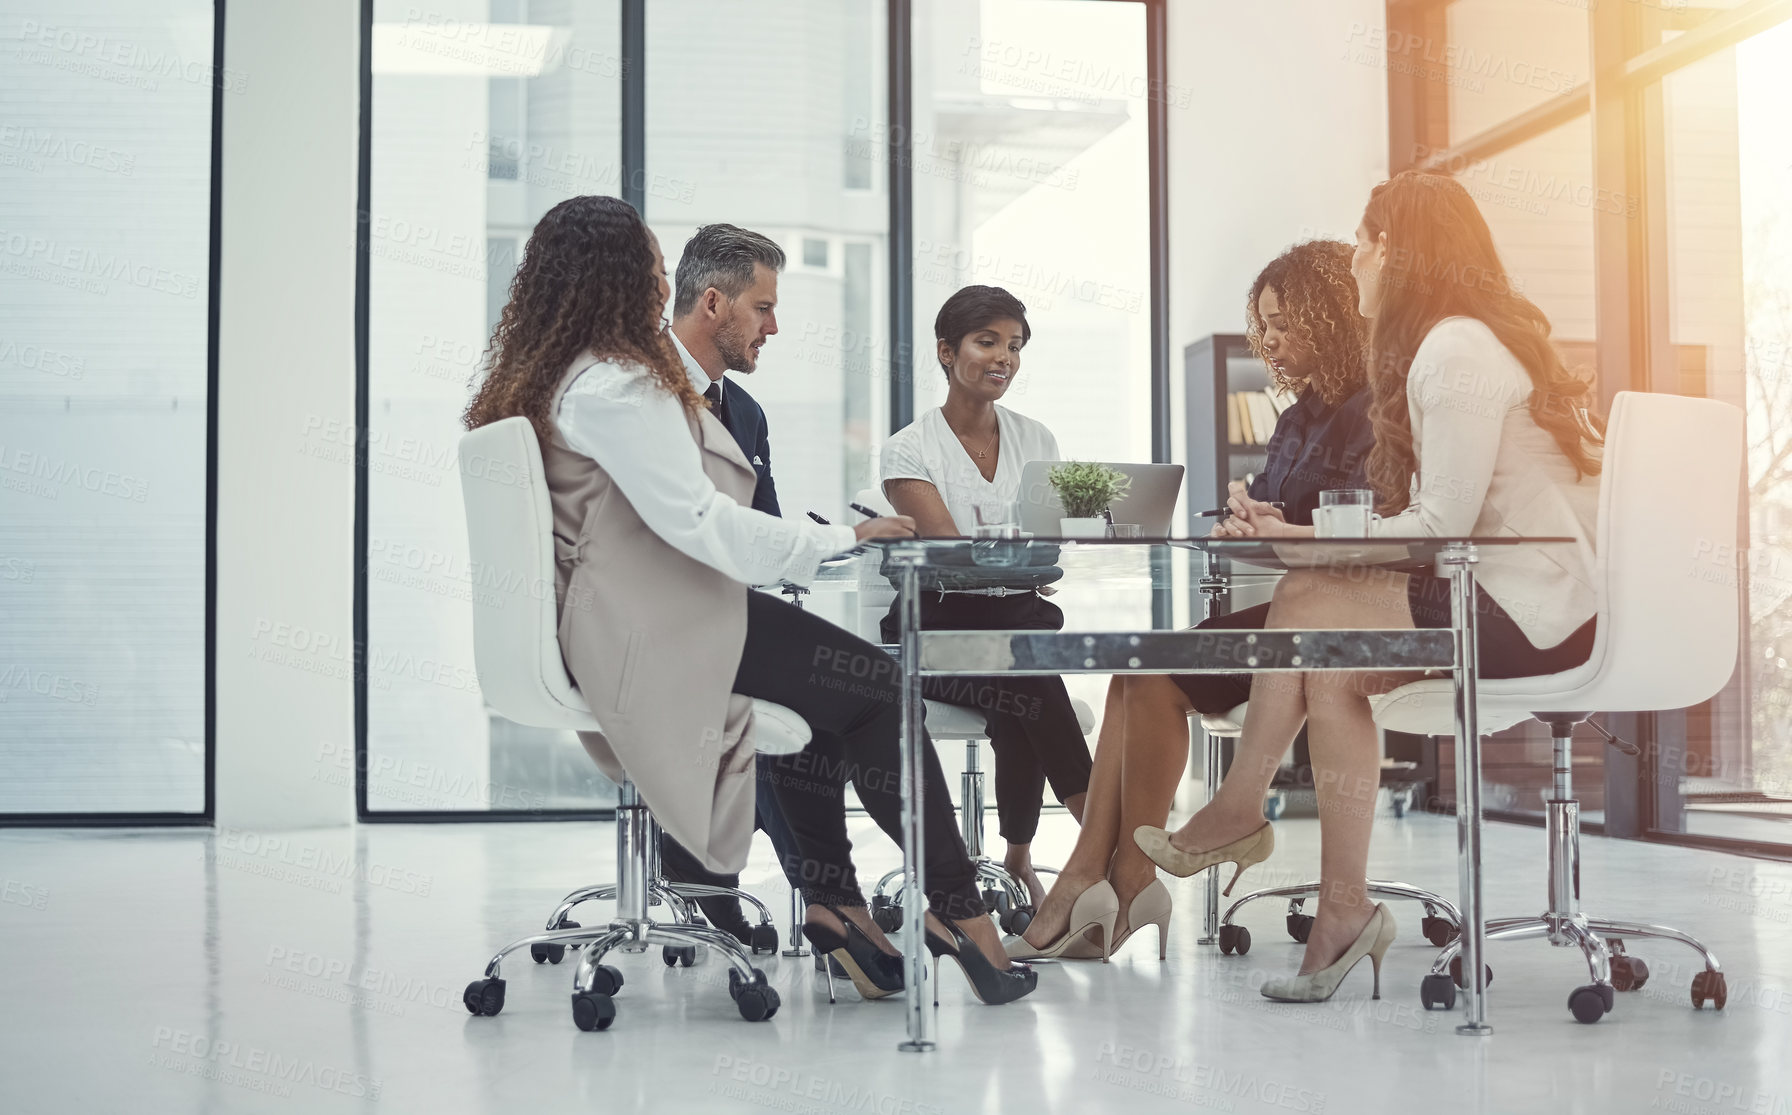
{"left": 543, "top": 354, "right": 759, "bottom": 873}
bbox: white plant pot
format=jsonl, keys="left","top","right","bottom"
{"left": 1058, "top": 517, "right": 1107, "bottom": 539}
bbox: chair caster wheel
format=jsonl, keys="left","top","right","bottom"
{"left": 584, "top": 964, "right": 623, "bottom": 996}
{"left": 1419, "top": 973, "right": 1456, "bottom": 1010}
{"left": 571, "top": 991, "right": 616, "bottom": 1031}
{"left": 1286, "top": 913, "right": 1314, "bottom": 943}
{"left": 463, "top": 977, "right": 506, "bottom": 1016}
{"left": 728, "top": 966, "right": 778, "bottom": 1021}
{"left": 531, "top": 942, "right": 567, "bottom": 965}
{"left": 1610, "top": 954, "right": 1649, "bottom": 991}
{"left": 1568, "top": 984, "right": 1609, "bottom": 1023}
{"left": 735, "top": 983, "right": 780, "bottom": 1022}
{"left": 1448, "top": 956, "right": 1493, "bottom": 990}
{"left": 1691, "top": 970, "right": 1727, "bottom": 1010}
{"left": 662, "top": 945, "right": 697, "bottom": 968}
{"left": 1421, "top": 916, "right": 1458, "bottom": 948}
{"left": 812, "top": 952, "right": 847, "bottom": 977}
{"left": 750, "top": 924, "right": 780, "bottom": 955}
{"left": 1218, "top": 924, "right": 1250, "bottom": 956}
{"left": 870, "top": 896, "right": 903, "bottom": 933}
{"left": 998, "top": 906, "right": 1033, "bottom": 935}
{"left": 984, "top": 888, "right": 1007, "bottom": 912}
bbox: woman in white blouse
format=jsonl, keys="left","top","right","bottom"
{"left": 881, "top": 285, "right": 1093, "bottom": 911}
{"left": 464, "top": 197, "right": 1036, "bottom": 1006}
{"left": 1135, "top": 172, "right": 1605, "bottom": 1003}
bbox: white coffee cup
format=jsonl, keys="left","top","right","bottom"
{"left": 1313, "top": 489, "right": 1380, "bottom": 538}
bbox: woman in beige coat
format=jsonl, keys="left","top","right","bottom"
{"left": 463, "top": 195, "right": 1034, "bottom": 1006}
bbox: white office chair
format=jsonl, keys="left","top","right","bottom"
{"left": 1197, "top": 701, "right": 1463, "bottom": 955}
{"left": 851, "top": 488, "right": 1096, "bottom": 933}
{"left": 1373, "top": 391, "right": 1743, "bottom": 1023}
{"left": 455, "top": 416, "right": 811, "bottom": 1031}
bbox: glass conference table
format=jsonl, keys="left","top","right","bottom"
{"left": 866, "top": 535, "right": 1574, "bottom": 1051}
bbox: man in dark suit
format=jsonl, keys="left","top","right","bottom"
{"left": 659, "top": 224, "right": 806, "bottom": 944}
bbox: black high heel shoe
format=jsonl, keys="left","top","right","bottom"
{"left": 924, "top": 920, "right": 1038, "bottom": 1006}
{"left": 801, "top": 906, "right": 904, "bottom": 1003}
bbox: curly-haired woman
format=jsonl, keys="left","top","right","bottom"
{"left": 1137, "top": 172, "right": 1604, "bottom": 1002}
{"left": 1010, "top": 240, "right": 1374, "bottom": 961}
{"left": 465, "top": 195, "right": 1036, "bottom": 1006}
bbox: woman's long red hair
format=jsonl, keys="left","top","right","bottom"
{"left": 1360, "top": 171, "right": 1603, "bottom": 513}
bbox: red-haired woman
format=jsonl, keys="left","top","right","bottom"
{"left": 1136, "top": 172, "right": 1604, "bottom": 1001}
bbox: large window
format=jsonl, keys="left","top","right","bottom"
{"left": 359, "top": 0, "right": 1164, "bottom": 816}
{"left": 366, "top": 0, "right": 624, "bottom": 813}
{"left": 913, "top": 0, "right": 1152, "bottom": 463}
{"left": 0, "top": 0, "right": 216, "bottom": 817}
{"left": 1396, "top": 0, "right": 1792, "bottom": 851}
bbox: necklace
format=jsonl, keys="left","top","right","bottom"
{"left": 954, "top": 418, "right": 999, "bottom": 460}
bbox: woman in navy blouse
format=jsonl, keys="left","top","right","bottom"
{"left": 1010, "top": 241, "right": 1372, "bottom": 961}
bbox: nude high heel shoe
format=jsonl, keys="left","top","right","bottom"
{"left": 1061, "top": 880, "right": 1173, "bottom": 961}
{"left": 1133, "top": 822, "right": 1274, "bottom": 896}
{"left": 1259, "top": 903, "right": 1397, "bottom": 1003}
{"left": 1003, "top": 879, "right": 1120, "bottom": 962}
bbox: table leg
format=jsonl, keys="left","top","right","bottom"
{"left": 896, "top": 561, "right": 933, "bottom": 1052}
{"left": 1444, "top": 544, "right": 1492, "bottom": 1036}
{"left": 1200, "top": 725, "right": 1220, "bottom": 943}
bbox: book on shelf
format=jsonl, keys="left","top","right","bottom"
{"left": 1225, "top": 388, "right": 1292, "bottom": 447}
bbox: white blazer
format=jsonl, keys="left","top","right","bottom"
{"left": 1370, "top": 316, "right": 1601, "bottom": 649}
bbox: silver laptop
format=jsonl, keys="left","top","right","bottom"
{"left": 1016, "top": 461, "right": 1185, "bottom": 537}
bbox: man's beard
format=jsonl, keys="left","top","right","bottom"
{"left": 714, "top": 318, "right": 757, "bottom": 373}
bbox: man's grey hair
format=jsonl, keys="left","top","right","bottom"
{"left": 673, "top": 223, "right": 786, "bottom": 318}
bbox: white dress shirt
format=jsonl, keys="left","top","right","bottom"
{"left": 555, "top": 354, "right": 856, "bottom": 588}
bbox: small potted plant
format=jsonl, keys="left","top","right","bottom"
{"left": 1047, "top": 461, "right": 1131, "bottom": 538}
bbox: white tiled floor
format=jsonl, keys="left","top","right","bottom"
{"left": 4, "top": 812, "right": 1790, "bottom": 1115}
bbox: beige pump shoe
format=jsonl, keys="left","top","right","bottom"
{"left": 1259, "top": 903, "right": 1397, "bottom": 1003}
{"left": 1061, "top": 879, "right": 1174, "bottom": 961}
{"left": 1133, "top": 821, "right": 1275, "bottom": 896}
{"left": 1003, "top": 879, "right": 1120, "bottom": 962}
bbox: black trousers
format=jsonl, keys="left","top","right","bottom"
{"left": 881, "top": 592, "right": 1093, "bottom": 844}
{"left": 735, "top": 590, "right": 984, "bottom": 920}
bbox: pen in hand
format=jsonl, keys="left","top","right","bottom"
{"left": 806, "top": 511, "right": 831, "bottom": 525}
{"left": 849, "top": 502, "right": 881, "bottom": 520}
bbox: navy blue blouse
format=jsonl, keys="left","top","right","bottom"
{"left": 1246, "top": 386, "right": 1376, "bottom": 527}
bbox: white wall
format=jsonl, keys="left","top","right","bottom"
{"left": 215, "top": 0, "right": 362, "bottom": 828}
{"left": 1165, "top": 0, "right": 1389, "bottom": 360}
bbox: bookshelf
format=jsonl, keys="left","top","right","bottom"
{"left": 1184, "top": 332, "right": 1278, "bottom": 533}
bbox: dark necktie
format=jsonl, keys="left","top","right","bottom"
{"left": 703, "top": 382, "right": 722, "bottom": 416}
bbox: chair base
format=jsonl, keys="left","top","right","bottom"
{"left": 1216, "top": 880, "right": 1462, "bottom": 955}
{"left": 1415, "top": 727, "right": 1725, "bottom": 1023}
{"left": 463, "top": 782, "right": 782, "bottom": 1030}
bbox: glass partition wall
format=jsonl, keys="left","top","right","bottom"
{"left": 0, "top": 0, "right": 217, "bottom": 819}
{"left": 1393, "top": 0, "right": 1792, "bottom": 854}
{"left": 360, "top": 0, "right": 1163, "bottom": 815}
